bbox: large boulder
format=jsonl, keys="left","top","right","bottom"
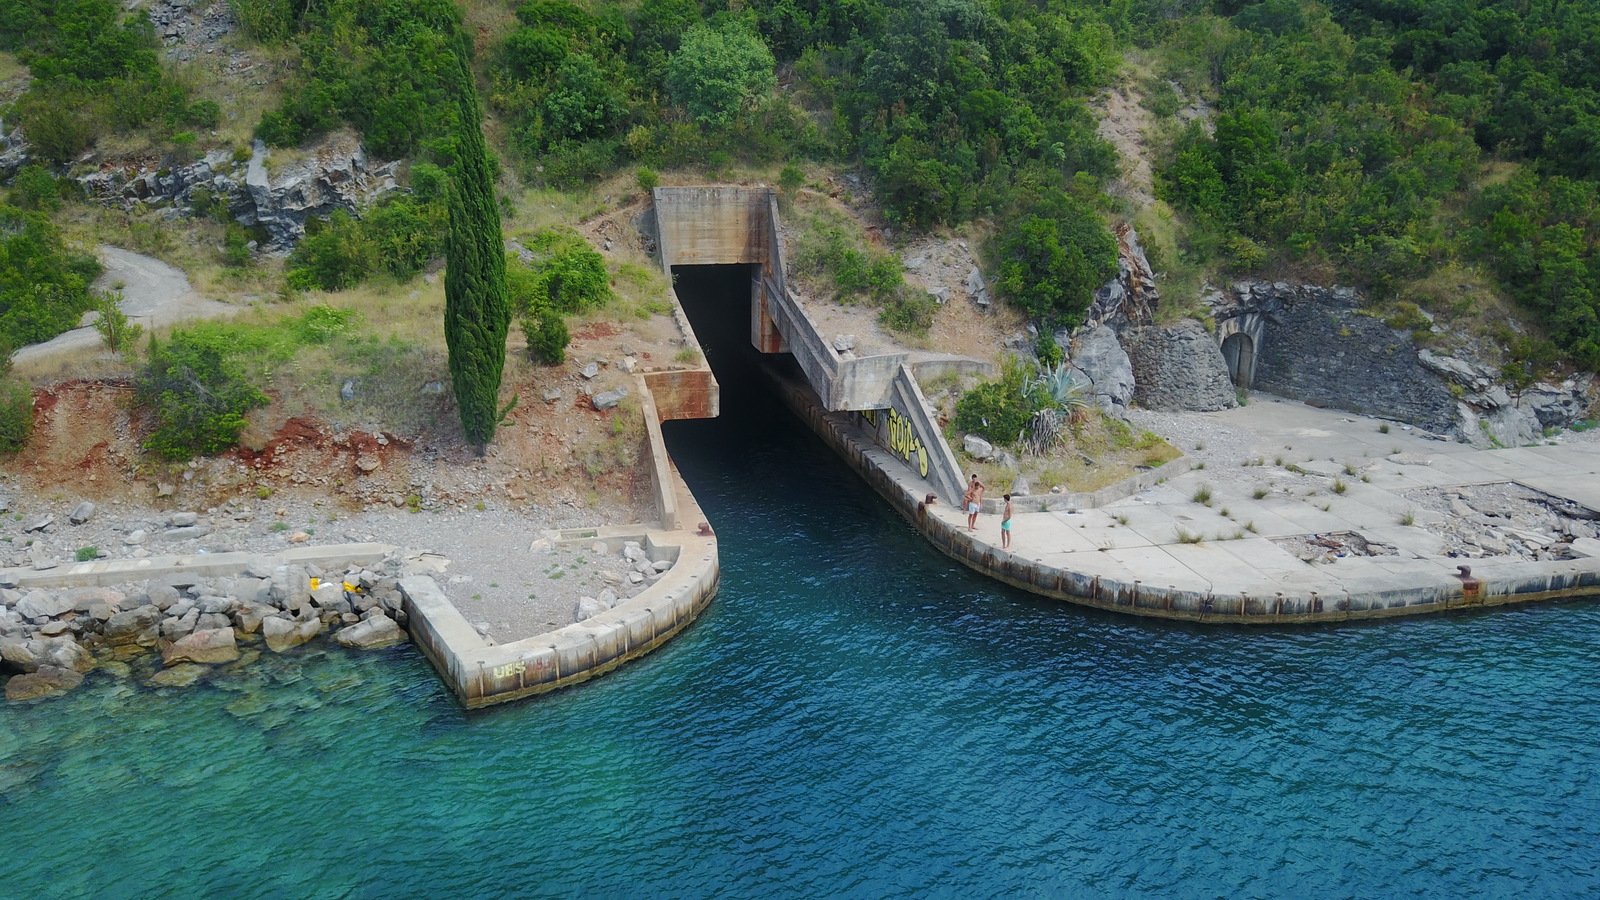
{"left": 333, "top": 615, "right": 406, "bottom": 650}
{"left": 31, "top": 636, "right": 95, "bottom": 674}
{"left": 163, "top": 628, "right": 240, "bottom": 666}
{"left": 1122, "top": 320, "right": 1239, "bottom": 412}
{"left": 262, "top": 616, "right": 323, "bottom": 653}
{"left": 271, "top": 565, "right": 313, "bottom": 612}
{"left": 6, "top": 666, "right": 84, "bottom": 702}
{"left": 14, "top": 590, "right": 72, "bottom": 620}
{"left": 0, "top": 636, "right": 41, "bottom": 672}
{"left": 1066, "top": 325, "right": 1136, "bottom": 416}
{"left": 233, "top": 602, "right": 277, "bottom": 635}
{"left": 102, "top": 605, "right": 163, "bottom": 645}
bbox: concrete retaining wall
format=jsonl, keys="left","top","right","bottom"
{"left": 768, "top": 366, "right": 1600, "bottom": 624}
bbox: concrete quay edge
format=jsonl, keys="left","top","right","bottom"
{"left": 1, "top": 543, "right": 395, "bottom": 590}
{"left": 769, "top": 367, "right": 1600, "bottom": 624}
{"left": 399, "top": 515, "right": 719, "bottom": 709}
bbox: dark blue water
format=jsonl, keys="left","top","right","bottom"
{"left": 3, "top": 270, "right": 1598, "bottom": 898}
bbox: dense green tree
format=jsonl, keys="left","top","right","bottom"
{"left": 666, "top": 22, "right": 778, "bottom": 128}
{"left": 0, "top": 206, "right": 102, "bottom": 349}
{"left": 994, "top": 194, "right": 1118, "bottom": 328}
{"left": 443, "top": 32, "right": 510, "bottom": 453}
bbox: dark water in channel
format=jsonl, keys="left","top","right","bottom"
{"left": 1, "top": 267, "right": 1597, "bottom": 898}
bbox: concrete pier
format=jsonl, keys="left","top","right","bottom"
{"left": 769, "top": 366, "right": 1600, "bottom": 623}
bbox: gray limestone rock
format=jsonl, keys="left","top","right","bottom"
{"left": 262, "top": 615, "right": 322, "bottom": 653}
{"left": 29, "top": 546, "right": 57, "bottom": 571}
{"left": 1010, "top": 475, "right": 1031, "bottom": 497}
{"left": 592, "top": 388, "right": 628, "bottom": 411}
{"left": 580, "top": 361, "right": 600, "bottom": 379}
{"left": 162, "top": 628, "right": 240, "bottom": 666}
{"left": 597, "top": 588, "right": 618, "bottom": 607}
{"left": 169, "top": 512, "right": 200, "bottom": 527}
{"left": 147, "top": 663, "right": 208, "bottom": 689}
{"left": 333, "top": 614, "right": 406, "bottom": 649}
{"left": 68, "top": 502, "right": 95, "bottom": 525}
{"left": 146, "top": 582, "right": 181, "bottom": 611}
{"left": 162, "top": 608, "right": 201, "bottom": 641}
{"left": 196, "top": 612, "right": 232, "bottom": 631}
{"left": 123, "top": 529, "right": 147, "bottom": 545}
{"left": 36, "top": 636, "right": 94, "bottom": 673}
{"left": 103, "top": 606, "right": 163, "bottom": 645}
{"left": 575, "top": 597, "right": 607, "bottom": 621}
{"left": 270, "top": 565, "right": 312, "bottom": 610}
{"left": 963, "top": 435, "right": 995, "bottom": 460}
{"left": 1067, "top": 325, "right": 1136, "bottom": 415}
{"left": 233, "top": 602, "right": 276, "bottom": 635}
{"left": 15, "top": 591, "right": 70, "bottom": 620}
{"left": 0, "top": 636, "right": 40, "bottom": 672}
{"left": 160, "top": 525, "right": 213, "bottom": 541}
{"left": 23, "top": 514, "right": 52, "bottom": 533}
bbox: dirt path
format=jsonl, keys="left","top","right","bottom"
{"left": 12, "top": 246, "right": 238, "bottom": 367}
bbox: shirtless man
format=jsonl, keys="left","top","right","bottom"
{"left": 963, "top": 474, "right": 986, "bottom": 531}
{"left": 1000, "top": 493, "right": 1014, "bottom": 550}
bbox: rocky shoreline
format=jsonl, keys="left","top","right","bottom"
{"left": 1, "top": 548, "right": 414, "bottom": 703}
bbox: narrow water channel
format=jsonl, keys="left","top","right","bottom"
{"left": 1, "top": 267, "right": 1596, "bottom": 897}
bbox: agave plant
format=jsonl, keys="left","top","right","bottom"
{"left": 1028, "top": 361, "right": 1092, "bottom": 419}
{"left": 1022, "top": 362, "right": 1092, "bottom": 456}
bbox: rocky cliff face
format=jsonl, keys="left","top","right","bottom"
{"left": 1211, "top": 281, "right": 1595, "bottom": 446}
{"left": 77, "top": 132, "right": 400, "bottom": 251}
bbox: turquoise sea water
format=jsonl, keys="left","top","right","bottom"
{"left": 3, "top": 271, "right": 1599, "bottom": 898}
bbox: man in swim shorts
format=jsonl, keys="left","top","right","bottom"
{"left": 1001, "top": 493, "right": 1013, "bottom": 550}
{"left": 963, "top": 474, "right": 985, "bottom": 531}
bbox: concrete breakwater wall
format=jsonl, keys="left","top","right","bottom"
{"left": 768, "top": 367, "right": 1600, "bottom": 623}
{"left": 400, "top": 522, "right": 718, "bottom": 709}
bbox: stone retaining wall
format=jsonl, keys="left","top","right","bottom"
{"left": 769, "top": 366, "right": 1600, "bottom": 623}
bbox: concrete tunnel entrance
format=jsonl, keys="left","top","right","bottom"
{"left": 670, "top": 264, "right": 770, "bottom": 402}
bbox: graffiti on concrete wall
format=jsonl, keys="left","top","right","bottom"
{"left": 859, "top": 407, "right": 930, "bottom": 478}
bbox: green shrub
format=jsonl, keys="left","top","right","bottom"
{"left": 523, "top": 307, "right": 569, "bottom": 364}
{"left": 879, "top": 291, "right": 935, "bottom": 337}
{"left": 75, "top": 547, "right": 98, "bottom": 561}
{"left": 135, "top": 330, "right": 269, "bottom": 460}
{"left": 0, "top": 205, "right": 102, "bottom": 349}
{"left": 994, "top": 191, "right": 1119, "bottom": 327}
{"left": 666, "top": 22, "right": 777, "bottom": 128}
{"left": 8, "top": 165, "right": 62, "bottom": 211}
{"left": 223, "top": 226, "right": 253, "bottom": 268}
{"left": 183, "top": 99, "right": 222, "bottom": 129}
{"left": 636, "top": 167, "right": 659, "bottom": 194}
{"left": 1035, "top": 330, "right": 1065, "bottom": 368}
{"left": 953, "top": 356, "right": 1037, "bottom": 446}
{"left": 0, "top": 378, "right": 35, "bottom": 454}
{"left": 287, "top": 211, "right": 378, "bottom": 291}
{"left": 91, "top": 290, "right": 142, "bottom": 353}
{"left": 508, "top": 228, "right": 612, "bottom": 314}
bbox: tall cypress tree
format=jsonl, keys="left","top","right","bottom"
{"left": 445, "top": 31, "right": 509, "bottom": 453}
